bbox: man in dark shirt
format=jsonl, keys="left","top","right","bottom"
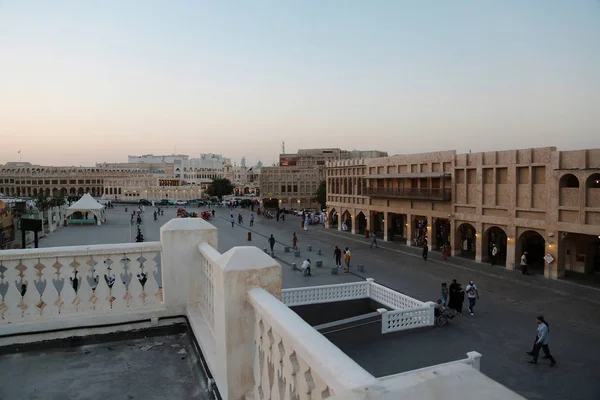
{"left": 333, "top": 246, "right": 342, "bottom": 267}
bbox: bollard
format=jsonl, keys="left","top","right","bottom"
{"left": 295, "top": 251, "right": 301, "bottom": 258}
{"left": 308, "top": 245, "right": 312, "bottom": 252}
{"left": 292, "top": 263, "right": 297, "bottom": 270}
{"left": 317, "top": 249, "right": 322, "bottom": 255}
{"left": 284, "top": 246, "right": 291, "bottom": 253}
{"left": 358, "top": 264, "right": 365, "bottom": 272}
{"left": 331, "top": 266, "right": 338, "bottom": 275}
{"left": 316, "top": 260, "right": 323, "bottom": 268}
{"left": 247, "top": 232, "right": 252, "bottom": 241}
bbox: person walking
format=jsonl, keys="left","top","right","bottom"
{"left": 455, "top": 284, "right": 465, "bottom": 315}
{"left": 334, "top": 246, "right": 342, "bottom": 268}
{"left": 527, "top": 316, "right": 557, "bottom": 366}
{"left": 370, "top": 233, "right": 378, "bottom": 249}
{"left": 441, "top": 243, "right": 448, "bottom": 261}
{"left": 448, "top": 279, "right": 459, "bottom": 311}
{"left": 292, "top": 233, "right": 298, "bottom": 250}
{"left": 520, "top": 252, "right": 530, "bottom": 275}
{"left": 230, "top": 216, "right": 235, "bottom": 228}
{"left": 491, "top": 244, "right": 498, "bottom": 266}
{"left": 422, "top": 243, "right": 428, "bottom": 261}
{"left": 441, "top": 282, "right": 449, "bottom": 307}
{"left": 211, "top": 209, "right": 215, "bottom": 218}
{"left": 268, "top": 234, "right": 275, "bottom": 253}
{"left": 238, "top": 213, "right": 243, "bottom": 225}
{"left": 465, "top": 280, "right": 479, "bottom": 315}
{"left": 249, "top": 214, "right": 254, "bottom": 227}
{"left": 344, "top": 247, "right": 352, "bottom": 272}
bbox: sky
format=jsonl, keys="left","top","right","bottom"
{"left": 1, "top": 1, "right": 599, "bottom": 167}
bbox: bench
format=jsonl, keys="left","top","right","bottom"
{"left": 68, "top": 219, "right": 96, "bottom": 225}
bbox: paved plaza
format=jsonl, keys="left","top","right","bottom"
{"left": 37, "top": 204, "right": 600, "bottom": 400}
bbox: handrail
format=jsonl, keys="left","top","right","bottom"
{"left": 0, "top": 241, "right": 162, "bottom": 260}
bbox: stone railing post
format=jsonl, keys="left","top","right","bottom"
{"left": 467, "top": 351, "right": 482, "bottom": 371}
{"left": 160, "top": 218, "right": 218, "bottom": 314}
{"left": 214, "top": 246, "right": 281, "bottom": 400}
{"left": 425, "top": 301, "right": 436, "bottom": 325}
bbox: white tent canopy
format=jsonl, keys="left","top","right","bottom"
{"left": 66, "top": 193, "right": 105, "bottom": 224}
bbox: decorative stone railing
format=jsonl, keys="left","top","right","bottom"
{"left": 380, "top": 304, "right": 435, "bottom": 333}
{"left": 369, "top": 281, "right": 425, "bottom": 310}
{"left": 249, "top": 287, "right": 378, "bottom": 399}
{"left": 281, "top": 279, "right": 434, "bottom": 334}
{"left": 0, "top": 242, "right": 163, "bottom": 334}
{"left": 282, "top": 281, "right": 370, "bottom": 307}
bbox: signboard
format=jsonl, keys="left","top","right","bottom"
{"left": 20, "top": 218, "right": 43, "bottom": 232}
{"left": 544, "top": 253, "right": 554, "bottom": 265}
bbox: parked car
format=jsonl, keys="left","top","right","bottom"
{"left": 138, "top": 199, "right": 151, "bottom": 206}
{"left": 158, "top": 199, "right": 174, "bottom": 206}
{"left": 174, "top": 200, "right": 188, "bottom": 206}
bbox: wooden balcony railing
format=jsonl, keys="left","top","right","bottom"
{"left": 362, "top": 187, "right": 452, "bottom": 202}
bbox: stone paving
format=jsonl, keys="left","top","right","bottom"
{"left": 35, "top": 204, "right": 600, "bottom": 400}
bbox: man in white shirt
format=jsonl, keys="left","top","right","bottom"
{"left": 520, "top": 252, "right": 529, "bottom": 275}
{"left": 465, "top": 280, "right": 479, "bottom": 315}
{"left": 301, "top": 259, "right": 312, "bottom": 276}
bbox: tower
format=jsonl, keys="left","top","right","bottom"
{"left": 241, "top": 157, "right": 246, "bottom": 168}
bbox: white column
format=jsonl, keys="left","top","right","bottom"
{"left": 160, "top": 218, "right": 218, "bottom": 314}
{"left": 214, "top": 246, "right": 281, "bottom": 399}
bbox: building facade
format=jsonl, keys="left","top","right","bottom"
{"left": 326, "top": 147, "right": 600, "bottom": 280}
{"left": 261, "top": 148, "right": 387, "bottom": 208}
{"left": 0, "top": 162, "right": 136, "bottom": 198}
{"left": 102, "top": 175, "right": 204, "bottom": 202}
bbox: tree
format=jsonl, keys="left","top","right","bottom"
{"left": 35, "top": 193, "right": 51, "bottom": 211}
{"left": 315, "top": 180, "right": 326, "bottom": 210}
{"left": 207, "top": 178, "right": 234, "bottom": 200}
{"left": 49, "top": 192, "right": 66, "bottom": 208}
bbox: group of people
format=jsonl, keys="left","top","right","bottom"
{"left": 439, "top": 279, "right": 479, "bottom": 316}
{"left": 333, "top": 246, "right": 352, "bottom": 272}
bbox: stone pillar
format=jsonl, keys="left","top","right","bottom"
{"left": 406, "top": 214, "right": 413, "bottom": 246}
{"left": 475, "top": 222, "right": 483, "bottom": 262}
{"left": 383, "top": 211, "right": 389, "bottom": 241}
{"left": 545, "top": 233, "right": 559, "bottom": 279}
{"left": 160, "top": 218, "right": 218, "bottom": 314}
{"left": 214, "top": 246, "right": 282, "bottom": 399}
{"left": 427, "top": 217, "right": 433, "bottom": 251}
{"left": 449, "top": 218, "right": 456, "bottom": 257}
{"left": 505, "top": 226, "right": 517, "bottom": 270}
{"left": 351, "top": 209, "right": 356, "bottom": 235}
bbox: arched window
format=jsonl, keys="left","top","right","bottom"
{"left": 559, "top": 174, "right": 579, "bottom": 188}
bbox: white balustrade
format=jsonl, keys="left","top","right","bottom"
{"left": 0, "top": 242, "right": 163, "bottom": 326}
{"left": 381, "top": 304, "right": 434, "bottom": 334}
{"left": 369, "top": 282, "right": 425, "bottom": 310}
{"left": 282, "top": 281, "right": 369, "bottom": 307}
{"left": 249, "top": 288, "right": 377, "bottom": 400}
{"left": 197, "top": 242, "right": 219, "bottom": 333}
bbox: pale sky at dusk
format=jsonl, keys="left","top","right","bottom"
{"left": 1, "top": 1, "right": 599, "bottom": 167}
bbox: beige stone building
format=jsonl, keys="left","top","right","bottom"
{"left": 326, "top": 147, "right": 600, "bottom": 280}
{"left": 0, "top": 162, "right": 136, "bottom": 198}
{"left": 261, "top": 148, "right": 387, "bottom": 208}
{"left": 102, "top": 175, "right": 203, "bottom": 202}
